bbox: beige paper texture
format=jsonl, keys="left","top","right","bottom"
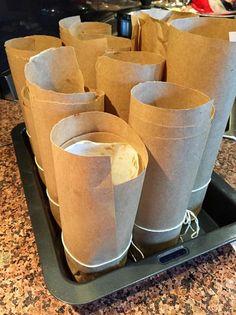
{"left": 96, "top": 52, "right": 165, "bottom": 122}
{"left": 4, "top": 35, "right": 61, "bottom": 102}
{"left": 68, "top": 22, "right": 131, "bottom": 88}
{"left": 59, "top": 15, "right": 81, "bottom": 45}
{"left": 51, "top": 112, "right": 148, "bottom": 272}
{"left": 129, "top": 81, "right": 213, "bottom": 253}
{"left": 167, "top": 17, "right": 236, "bottom": 212}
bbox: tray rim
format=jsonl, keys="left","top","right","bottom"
{"left": 11, "top": 123, "right": 236, "bottom": 305}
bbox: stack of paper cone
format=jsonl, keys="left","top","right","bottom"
{"left": 25, "top": 46, "right": 104, "bottom": 226}
{"left": 129, "top": 81, "right": 214, "bottom": 255}
{"left": 50, "top": 112, "right": 148, "bottom": 279}
{"left": 68, "top": 21, "right": 131, "bottom": 89}
{"left": 96, "top": 51, "right": 165, "bottom": 121}
{"left": 167, "top": 17, "right": 236, "bottom": 215}
{"left": 4, "top": 35, "right": 61, "bottom": 103}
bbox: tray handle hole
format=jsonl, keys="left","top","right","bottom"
{"left": 158, "top": 246, "right": 189, "bottom": 264}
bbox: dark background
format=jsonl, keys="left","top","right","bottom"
{"left": 0, "top": 0, "right": 116, "bottom": 73}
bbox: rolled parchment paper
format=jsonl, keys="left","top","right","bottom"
{"left": 25, "top": 46, "right": 104, "bottom": 226}
{"left": 4, "top": 35, "right": 61, "bottom": 103}
{"left": 69, "top": 22, "right": 131, "bottom": 88}
{"left": 96, "top": 51, "right": 165, "bottom": 121}
{"left": 59, "top": 15, "right": 81, "bottom": 45}
{"left": 21, "top": 86, "right": 45, "bottom": 183}
{"left": 129, "top": 81, "right": 213, "bottom": 255}
{"left": 167, "top": 17, "right": 236, "bottom": 214}
{"left": 51, "top": 112, "right": 148, "bottom": 276}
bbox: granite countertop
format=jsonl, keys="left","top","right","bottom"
{"left": 1, "top": 100, "right": 236, "bottom": 315}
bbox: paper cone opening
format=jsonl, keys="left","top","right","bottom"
{"left": 51, "top": 112, "right": 148, "bottom": 269}
{"left": 167, "top": 17, "right": 236, "bottom": 215}
{"left": 96, "top": 53, "right": 165, "bottom": 121}
{"left": 25, "top": 46, "right": 84, "bottom": 100}
{"left": 68, "top": 26, "right": 131, "bottom": 89}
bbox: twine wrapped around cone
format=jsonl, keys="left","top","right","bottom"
{"left": 59, "top": 15, "right": 81, "bottom": 45}
{"left": 4, "top": 35, "right": 61, "bottom": 103}
{"left": 21, "top": 86, "right": 45, "bottom": 184}
{"left": 129, "top": 81, "right": 214, "bottom": 255}
{"left": 25, "top": 46, "right": 104, "bottom": 226}
{"left": 68, "top": 21, "right": 131, "bottom": 89}
{"left": 96, "top": 51, "right": 165, "bottom": 121}
{"left": 167, "top": 17, "right": 236, "bottom": 215}
{"left": 50, "top": 112, "right": 148, "bottom": 279}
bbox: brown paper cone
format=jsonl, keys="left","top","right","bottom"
{"left": 4, "top": 35, "right": 61, "bottom": 102}
{"left": 25, "top": 46, "right": 85, "bottom": 101}
{"left": 96, "top": 52, "right": 165, "bottom": 121}
{"left": 59, "top": 15, "right": 81, "bottom": 45}
{"left": 51, "top": 112, "right": 148, "bottom": 273}
{"left": 131, "top": 10, "right": 197, "bottom": 54}
{"left": 25, "top": 46, "right": 104, "bottom": 225}
{"left": 167, "top": 17, "right": 236, "bottom": 212}
{"left": 129, "top": 81, "right": 213, "bottom": 255}
{"left": 68, "top": 23, "right": 131, "bottom": 89}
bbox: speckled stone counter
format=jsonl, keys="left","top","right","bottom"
{"left": 1, "top": 100, "right": 236, "bottom": 315}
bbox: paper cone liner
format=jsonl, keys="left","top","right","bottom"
{"left": 129, "top": 81, "right": 212, "bottom": 253}
{"left": 25, "top": 46, "right": 85, "bottom": 102}
{"left": 166, "top": 17, "right": 236, "bottom": 212}
{"left": 21, "top": 86, "right": 43, "bottom": 168}
{"left": 59, "top": 16, "right": 81, "bottom": 45}
{"left": 50, "top": 112, "right": 148, "bottom": 272}
{"left": 96, "top": 52, "right": 165, "bottom": 121}
{"left": 27, "top": 90, "right": 104, "bottom": 206}
{"left": 130, "top": 81, "right": 213, "bottom": 128}
{"left": 5, "top": 35, "right": 61, "bottom": 102}
{"left": 68, "top": 24, "right": 131, "bottom": 89}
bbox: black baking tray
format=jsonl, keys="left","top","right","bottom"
{"left": 12, "top": 123, "right": 236, "bottom": 305}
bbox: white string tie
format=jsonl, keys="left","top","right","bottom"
{"left": 180, "top": 210, "right": 200, "bottom": 242}
{"left": 192, "top": 178, "right": 211, "bottom": 193}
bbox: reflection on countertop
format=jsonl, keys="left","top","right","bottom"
{"left": 0, "top": 99, "right": 236, "bottom": 314}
